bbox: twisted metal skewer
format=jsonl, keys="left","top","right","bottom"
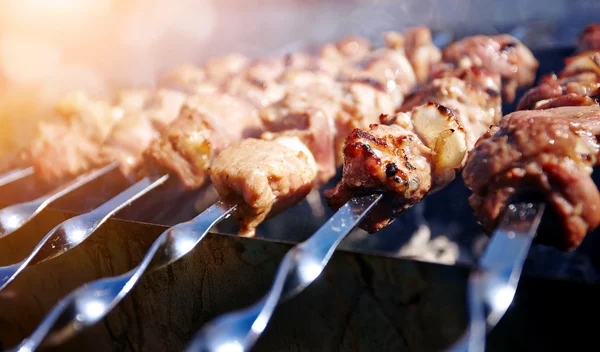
{"left": 186, "top": 194, "right": 382, "bottom": 352}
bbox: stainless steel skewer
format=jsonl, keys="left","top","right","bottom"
{"left": 447, "top": 202, "right": 545, "bottom": 352}
{"left": 185, "top": 193, "right": 383, "bottom": 352}
{"left": 0, "top": 162, "right": 119, "bottom": 239}
{"left": 0, "top": 166, "right": 35, "bottom": 188}
{"left": 10, "top": 197, "right": 235, "bottom": 352}
{"left": 0, "top": 175, "right": 169, "bottom": 292}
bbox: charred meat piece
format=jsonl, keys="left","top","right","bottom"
{"left": 439, "top": 34, "right": 538, "bottom": 102}
{"left": 143, "top": 93, "right": 263, "bottom": 189}
{"left": 463, "top": 106, "right": 600, "bottom": 251}
{"left": 578, "top": 24, "right": 600, "bottom": 52}
{"left": 99, "top": 89, "right": 186, "bottom": 177}
{"left": 30, "top": 92, "right": 125, "bottom": 185}
{"left": 401, "top": 67, "right": 502, "bottom": 150}
{"left": 210, "top": 137, "right": 317, "bottom": 237}
{"left": 325, "top": 103, "right": 467, "bottom": 232}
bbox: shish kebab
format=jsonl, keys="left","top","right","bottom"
{"left": 451, "top": 24, "right": 600, "bottom": 351}
{"left": 0, "top": 52, "right": 261, "bottom": 237}
{"left": 187, "top": 35, "right": 538, "bottom": 352}
{"left": 10, "top": 27, "right": 462, "bottom": 351}
{"left": 0, "top": 88, "right": 191, "bottom": 237}
{"left": 0, "top": 54, "right": 282, "bottom": 287}
{"left": 0, "top": 31, "right": 388, "bottom": 237}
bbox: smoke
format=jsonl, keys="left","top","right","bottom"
{"left": 0, "top": 0, "right": 216, "bottom": 154}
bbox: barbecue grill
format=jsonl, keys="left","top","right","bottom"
{"left": 1, "top": 0, "right": 600, "bottom": 351}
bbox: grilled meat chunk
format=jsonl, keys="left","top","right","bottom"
{"left": 463, "top": 106, "right": 600, "bottom": 251}
{"left": 99, "top": 89, "right": 186, "bottom": 177}
{"left": 319, "top": 36, "right": 372, "bottom": 76}
{"left": 224, "top": 58, "right": 288, "bottom": 108}
{"left": 384, "top": 27, "right": 442, "bottom": 84}
{"left": 158, "top": 64, "right": 220, "bottom": 95}
{"left": 578, "top": 24, "right": 600, "bottom": 52}
{"left": 325, "top": 103, "right": 467, "bottom": 232}
{"left": 210, "top": 137, "right": 317, "bottom": 237}
{"left": 440, "top": 34, "right": 538, "bottom": 102}
{"left": 202, "top": 53, "right": 249, "bottom": 82}
{"left": 30, "top": 92, "right": 124, "bottom": 185}
{"left": 143, "top": 93, "right": 263, "bottom": 189}
{"left": 260, "top": 70, "right": 338, "bottom": 182}
{"left": 517, "top": 72, "right": 600, "bottom": 110}
{"left": 517, "top": 49, "right": 600, "bottom": 110}
{"left": 402, "top": 68, "right": 502, "bottom": 150}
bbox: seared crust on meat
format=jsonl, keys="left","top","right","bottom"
{"left": 463, "top": 106, "right": 600, "bottom": 251}
{"left": 324, "top": 124, "right": 434, "bottom": 232}
{"left": 325, "top": 101, "right": 469, "bottom": 233}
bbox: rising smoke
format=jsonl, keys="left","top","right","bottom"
{"left": 0, "top": 0, "right": 216, "bottom": 154}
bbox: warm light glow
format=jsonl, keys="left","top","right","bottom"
{"left": 0, "top": 0, "right": 216, "bottom": 157}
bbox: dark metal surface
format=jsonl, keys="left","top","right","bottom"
{"left": 0, "top": 208, "right": 598, "bottom": 351}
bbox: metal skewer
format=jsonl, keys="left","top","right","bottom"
{"left": 0, "top": 162, "right": 119, "bottom": 239}
{"left": 185, "top": 193, "right": 383, "bottom": 352}
{"left": 0, "top": 175, "right": 169, "bottom": 292}
{"left": 447, "top": 201, "right": 545, "bottom": 352}
{"left": 0, "top": 166, "right": 35, "bottom": 188}
{"left": 11, "top": 196, "right": 235, "bottom": 352}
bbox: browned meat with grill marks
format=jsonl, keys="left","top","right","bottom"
{"left": 99, "top": 89, "right": 186, "bottom": 177}
{"left": 325, "top": 103, "right": 467, "bottom": 232}
{"left": 30, "top": 92, "right": 125, "bottom": 185}
{"left": 578, "top": 24, "right": 600, "bottom": 52}
{"left": 517, "top": 50, "right": 600, "bottom": 110}
{"left": 143, "top": 93, "right": 263, "bottom": 189}
{"left": 210, "top": 137, "right": 317, "bottom": 237}
{"left": 401, "top": 67, "right": 502, "bottom": 151}
{"left": 463, "top": 106, "right": 600, "bottom": 251}
{"left": 440, "top": 34, "right": 538, "bottom": 102}
{"left": 517, "top": 73, "right": 600, "bottom": 110}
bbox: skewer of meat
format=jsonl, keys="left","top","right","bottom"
{"left": 466, "top": 23, "right": 600, "bottom": 251}
{"left": 10, "top": 27, "right": 448, "bottom": 350}
{"left": 451, "top": 24, "right": 600, "bottom": 351}
{"left": 186, "top": 33, "right": 538, "bottom": 352}
{"left": 324, "top": 35, "right": 537, "bottom": 233}
{"left": 0, "top": 88, "right": 190, "bottom": 238}
{"left": 0, "top": 52, "right": 261, "bottom": 238}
